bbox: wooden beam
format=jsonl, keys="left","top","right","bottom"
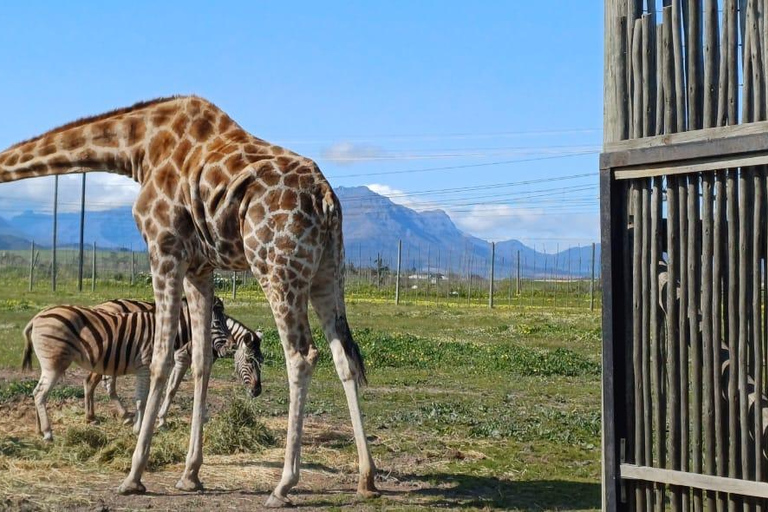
{"left": 620, "top": 464, "right": 768, "bottom": 499}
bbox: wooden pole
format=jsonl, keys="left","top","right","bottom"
{"left": 489, "top": 242, "right": 495, "bottom": 309}
{"left": 28, "top": 240, "right": 35, "bottom": 292}
{"left": 52, "top": 175, "right": 58, "bottom": 292}
{"left": 77, "top": 173, "right": 86, "bottom": 292}
{"left": 91, "top": 241, "right": 96, "bottom": 292}
{"left": 395, "top": 239, "right": 402, "bottom": 305}
{"left": 667, "top": 175, "right": 682, "bottom": 512}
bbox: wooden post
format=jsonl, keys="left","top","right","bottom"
{"left": 395, "top": 239, "right": 402, "bottom": 305}
{"left": 516, "top": 250, "right": 521, "bottom": 296}
{"left": 489, "top": 242, "right": 495, "bottom": 309}
{"left": 130, "top": 250, "right": 135, "bottom": 286}
{"left": 77, "top": 173, "right": 86, "bottom": 292}
{"left": 91, "top": 241, "right": 96, "bottom": 292}
{"left": 28, "top": 240, "right": 35, "bottom": 292}
{"left": 232, "top": 272, "right": 237, "bottom": 300}
{"left": 52, "top": 175, "right": 58, "bottom": 292}
{"left": 591, "top": 243, "right": 597, "bottom": 311}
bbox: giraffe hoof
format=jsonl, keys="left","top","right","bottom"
{"left": 175, "top": 476, "right": 204, "bottom": 492}
{"left": 117, "top": 480, "right": 146, "bottom": 495}
{"left": 42, "top": 433, "right": 53, "bottom": 443}
{"left": 357, "top": 488, "right": 381, "bottom": 499}
{"left": 264, "top": 493, "right": 294, "bottom": 508}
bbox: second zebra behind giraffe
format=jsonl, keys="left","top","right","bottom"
{"left": 90, "top": 298, "right": 264, "bottom": 428}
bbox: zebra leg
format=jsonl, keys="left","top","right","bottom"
{"left": 103, "top": 376, "right": 133, "bottom": 425}
{"left": 175, "top": 271, "right": 214, "bottom": 492}
{"left": 158, "top": 346, "right": 190, "bottom": 429}
{"left": 84, "top": 372, "right": 102, "bottom": 424}
{"left": 33, "top": 370, "right": 62, "bottom": 442}
{"left": 132, "top": 366, "right": 150, "bottom": 434}
{"left": 118, "top": 256, "right": 185, "bottom": 496}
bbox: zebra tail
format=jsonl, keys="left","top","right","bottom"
{"left": 22, "top": 321, "right": 34, "bottom": 371}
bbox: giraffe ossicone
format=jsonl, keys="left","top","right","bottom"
{"left": 0, "top": 96, "right": 379, "bottom": 506}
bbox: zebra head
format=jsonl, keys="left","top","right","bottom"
{"left": 211, "top": 297, "right": 233, "bottom": 358}
{"left": 235, "top": 329, "right": 263, "bottom": 398}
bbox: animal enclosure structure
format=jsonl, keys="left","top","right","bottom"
{"left": 602, "top": 0, "right": 768, "bottom": 510}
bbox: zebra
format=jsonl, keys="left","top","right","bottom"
{"left": 89, "top": 298, "right": 263, "bottom": 428}
{"left": 21, "top": 298, "right": 231, "bottom": 441}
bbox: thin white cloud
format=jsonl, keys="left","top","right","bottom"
{"left": 322, "top": 142, "right": 386, "bottom": 165}
{"left": 0, "top": 172, "right": 139, "bottom": 215}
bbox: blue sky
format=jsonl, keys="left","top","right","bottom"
{"left": 0, "top": 1, "right": 603, "bottom": 246}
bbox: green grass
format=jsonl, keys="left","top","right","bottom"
{"left": 0, "top": 282, "right": 602, "bottom": 510}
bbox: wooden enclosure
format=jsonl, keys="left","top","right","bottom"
{"left": 602, "top": 0, "right": 768, "bottom": 509}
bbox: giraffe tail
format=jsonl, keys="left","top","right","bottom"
{"left": 322, "top": 185, "right": 368, "bottom": 387}
{"left": 22, "top": 321, "right": 35, "bottom": 371}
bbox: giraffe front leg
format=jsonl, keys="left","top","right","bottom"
{"left": 176, "top": 272, "right": 214, "bottom": 492}
{"left": 118, "top": 259, "right": 185, "bottom": 496}
{"left": 158, "top": 346, "right": 190, "bottom": 429}
{"left": 132, "top": 366, "right": 150, "bottom": 434}
{"left": 265, "top": 290, "right": 317, "bottom": 508}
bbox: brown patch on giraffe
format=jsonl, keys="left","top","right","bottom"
{"left": 155, "top": 164, "right": 179, "bottom": 198}
{"left": 158, "top": 258, "right": 176, "bottom": 275}
{"left": 225, "top": 153, "right": 246, "bottom": 173}
{"left": 259, "top": 166, "right": 281, "bottom": 187}
{"left": 218, "top": 115, "right": 234, "bottom": 133}
{"left": 19, "top": 153, "right": 34, "bottom": 164}
{"left": 157, "top": 231, "right": 180, "bottom": 255}
{"left": 275, "top": 235, "right": 296, "bottom": 252}
{"left": 91, "top": 121, "right": 119, "bottom": 147}
{"left": 60, "top": 130, "right": 87, "bottom": 150}
{"left": 3, "top": 153, "right": 19, "bottom": 166}
{"left": 148, "top": 130, "right": 176, "bottom": 166}
{"left": 135, "top": 186, "right": 157, "bottom": 214}
{"left": 151, "top": 106, "right": 177, "bottom": 127}
{"left": 171, "top": 114, "right": 190, "bottom": 138}
{"left": 143, "top": 219, "right": 159, "bottom": 240}
{"left": 174, "top": 208, "right": 195, "bottom": 238}
{"left": 272, "top": 146, "right": 286, "bottom": 156}
{"left": 37, "top": 144, "right": 58, "bottom": 157}
{"left": 280, "top": 189, "right": 298, "bottom": 211}
{"left": 225, "top": 129, "right": 250, "bottom": 144}
{"left": 299, "top": 192, "right": 314, "bottom": 214}
{"left": 190, "top": 117, "right": 214, "bottom": 142}
{"left": 126, "top": 118, "right": 147, "bottom": 146}
{"left": 243, "top": 143, "right": 268, "bottom": 155}
{"left": 171, "top": 138, "right": 192, "bottom": 169}
{"left": 256, "top": 225, "right": 274, "bottom": 243}
{"left": 153, "top": 199, "right": 171, "bottom": 226}
{"left": 283, "top": 173, "right": 299, "bottom": 189}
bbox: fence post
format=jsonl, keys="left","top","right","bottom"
{"left": 91, "top": 242, "right": 96, "bottom": 292}
{"left": 28, "top": 240, "right": 35, "bottom": 291}
{"left": 52, "top": 175, "right": 59, "bottom": 292}
{"left": 489, "top": 242, "right": 495, "bottom": 308}
{"left": 395, "top": 239, "right": 402, "bottom": 305}
{"left": 232, "top": 272, "right": 237, "bottom": 300}
{"left": 591, "top": 242, "right": 597, "bottom": 311}
{"left": 516, "top": 250, "right": 521, "bottom": 295}
{"left": 130, "top": 250, "right": 135, "bottom": 286}
{"left": 78, "top": 173, "right": 86, "bottom": 292}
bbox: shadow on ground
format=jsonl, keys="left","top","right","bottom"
{"left": 391, "top": 472, "right": 600, "bottom": 510}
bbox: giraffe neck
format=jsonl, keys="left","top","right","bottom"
{"left": 0, "top": 96, "right": 219, "bottom": 185}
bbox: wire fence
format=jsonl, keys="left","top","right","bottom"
{"left": 0, "top": 238, "right": 601, "bottom": 309}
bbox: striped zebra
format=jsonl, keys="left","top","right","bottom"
{"left": 21, "top": 298, "right": 231, "bottom": 441}
{"left": 91, "top": 298, "right": 263, "bottom": 428}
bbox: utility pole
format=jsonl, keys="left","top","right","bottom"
{"left": 78, "top": 174, "right": 86, "bottom": 292}
{"left": 52, "top": 176, "right": 59, "bottom": 291}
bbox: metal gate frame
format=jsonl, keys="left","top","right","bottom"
{"left": 601, "top": 120, "right": 768, "bottom": 510}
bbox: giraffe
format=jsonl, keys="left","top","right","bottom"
{"left": 0, "top": 96, "right": 378, "bottom": 507}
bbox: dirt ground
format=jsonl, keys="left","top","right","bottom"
{"left": 0, "top": 368, "right": 523, "bottom": 512}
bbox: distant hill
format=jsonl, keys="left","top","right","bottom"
{"left": 0, "top": 186, "right": 599, "bottom": 277}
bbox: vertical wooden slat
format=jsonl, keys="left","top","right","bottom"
{"left": 718, "top": 0, "right": 732, "bottom": 127}
{"left": 688, "top": 174, "right": 702, "bottom": 512}
{"left": 678, "top": 175, "right": 691, "bottom": 512}
{"left": 687, "top": 0, "right": 703, "bottom": 131}
{"left": 642, "top": 178, "right": 653, "bottom": 510}
{"left": 657, "top": 22, "right": 667, "bottom": 137}
{"left": 752, "top": 169, "right": 764, "bottom": 511}
{"left": 668, "top": 175, "right": 682, "bottom": 512}
{"left": 633, "top": 20, "right": 644, "bottom": 140}
{"left": 633, "top": 180, "right": 645, "bottom": 511}
{"left": 737, "top": 166, "right": 752, "bottom": 512}
{"left": 726, "top": 169, "right": 740, "bottom": 512}
{"left": 651, "top": 175, "right": 666, "bottom": 512}
{"left": 664, "top": 7, "right": 678, "bottom": 134}
{"left": 702, "top": 172, "right": 716, "bottom": 512}
{"left": 715, "top": 170, "right": 728, "bottom": 512}
{"left": 726, "top": 0, "right": 739, "bottom": 124}
{"left": 642, "top": 14, "right": 657, "bottom": 138}
{"left": 703, "top": 0, "right": 720, "bottom": 131}
{"left": 672, "top": 0, "right": 687, "bottom": 131}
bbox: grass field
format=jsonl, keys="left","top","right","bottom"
{"left": 0, "top": 282, "right": 602, "bottom": 511}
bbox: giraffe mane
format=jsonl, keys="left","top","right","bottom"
{"left": 5, "top": 95, "right": 200, "bottom": 151}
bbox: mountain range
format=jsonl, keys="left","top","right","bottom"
{"left": 0, "top": 186, "right": 599, "bottom": 278}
